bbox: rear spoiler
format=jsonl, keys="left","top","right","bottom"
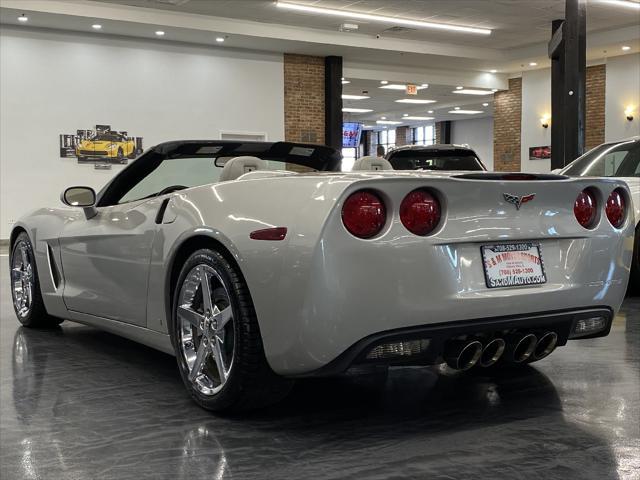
{"left": 454, "top": 173, "right": 569, "bottom": 181}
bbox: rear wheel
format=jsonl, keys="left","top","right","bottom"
{"left": 10, "top": 232, "right": 63, "bottom": 328}
{"left": 171, "top": 248, "right": 292, "bottom": 411}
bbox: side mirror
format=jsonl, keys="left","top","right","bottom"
{"left": 61, "top": 186, "right": 98, "bottom": 219}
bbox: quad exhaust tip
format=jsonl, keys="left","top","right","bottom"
{"left": 479, "top": 338, "right": 506, "bottom": 367}
{"left": 533, "top": 331, "right": 558, "bottom": 360}
{"left": 444, "top": 339, "right": 483, "bottom": 370}
{"left": 505, "top": 333, "right": 538, "bottom": 363}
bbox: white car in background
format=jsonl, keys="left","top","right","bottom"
{"left": 560, "top": 137, "right": 639, "bottom": 290}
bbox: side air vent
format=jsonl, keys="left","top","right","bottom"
{"left": 383, "top": 26, "right": 417, "bottom": 34}
{"left": 46, "top": 244, "right": 61, "bottom": 290}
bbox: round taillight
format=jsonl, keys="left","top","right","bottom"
{"left": 341, "top": 190, "right": 386, "bottom": 238}
{"left": 605, "top": 188, "right": 626, "bottom": 228}
{"left": 400, "top": 189, "right": 441, "bottom": 236}
{"left": 574, "top": 189, "right": 597, "bottom": 229}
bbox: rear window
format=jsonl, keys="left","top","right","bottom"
{"left": 388, "top": 149, "right": 485, "bottom": 171}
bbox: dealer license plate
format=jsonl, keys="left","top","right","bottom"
{"left": 481, "top": 243, "right": 546, "bottom": 289}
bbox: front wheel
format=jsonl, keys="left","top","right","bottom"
{"left": 171, "top": 248, "right": 292, "bottom": 411}
{"left": 10, "top": 232, "right": 63, "bottom": 328}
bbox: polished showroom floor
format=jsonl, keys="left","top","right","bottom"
{"left": 1, "top": 256, "right": 638, "bottom": 480}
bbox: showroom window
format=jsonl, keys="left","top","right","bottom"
{"left": 412, "top": 125, "right": 435, "bottom": 146}
{"left": 377, "top": 129, "right": 396, "bottom": 155}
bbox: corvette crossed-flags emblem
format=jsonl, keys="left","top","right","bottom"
{"left": 503, "top": 193, "right": 536, "bottom": 210}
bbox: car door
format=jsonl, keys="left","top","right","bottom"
{"left": 59, "top": 196, "right": 164, "bottom": 326}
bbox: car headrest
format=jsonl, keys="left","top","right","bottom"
{"left": 219, "top": 156, "right": 267, "bottom": 182}
{"left": 352, "top": 155, "right": 393, "bottom": 171}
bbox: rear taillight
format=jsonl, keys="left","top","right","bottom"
{"left": 574, "top": 189, "right": 597, "bottom": 229}
{"left": 342, "top": 190, "right": 386, "bottom": 238}
{"left": 605, "top": 189, "right": 626, "bottom": 228}
{"left": 400, "top": 189, "right": 441, "bottom": 236}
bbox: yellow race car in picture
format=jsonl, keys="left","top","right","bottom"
{"left": 76, "top": 132, "right": 136, "bottom": 163}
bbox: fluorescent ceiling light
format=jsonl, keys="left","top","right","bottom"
{"left": 18, "top": 15, "right": 28, "bottom": 22}
{"left": 402, "top": 113, "right": 409, "bottom": 117}
{"left": 454, "top": 107, "right": 461, "bottom": 110}
{"left": 380, "top": 116, "right": 387, "bottom": 120}
{"left": 482, "top": 102, "right": 489, "bottom": 107}
{"left": 380, "top": 80, "right": 388, "bottom": 84}
{"left": 599, "top": 0, "right": 640, "bottom": 8}
{"left": 92, "top": 24, "right": 102, "bottom": 30}
{"left": 403, "top": 116, "right": 434, "bottom": 121}
{"left": 452, "top": 89, "right": 493, "bottom": 95}
{"left": 376, "top": 120, "right": 402, "bottom": 125}
{"left": 395, "top": 99, "right": 436, "bottom": 104}
{"left": 342, "top": 94, "right": 370, "bottom": 100}
{"left": 622, "top": 45, "right": 631, "bottom": 51}
{"left": 342, "top": 108, "right": 373, "bottom": 113}
{"left": 155, "top": 30, "right": 165, "bottom": 36}
{"left": 448, "top": 110, "right": 484, "bottom": 114}
{"left": 379, "top": 84, "right": 428, "bottom": 91}
{"left": 421, "top": 83, "right": 429, "bottom": 88}
{"left": 275, "top": 1, "right": 492, "bottom": 35}
{"left": 456, "top": 86, "right": 464, "bottom": 90}
{"left": 216, "top": 37, "right": 225, "bottom": 42}
{"left": 342, "top": 80, "right": 351, "bottom": 85}
{"left": 428, "top": 110, "right": 434, "bottom": 114}
{"left": 362, "top": 125, "right": 373, "bottom": 128}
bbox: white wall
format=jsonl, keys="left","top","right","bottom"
{"left": 450, "top": 117, "right": 494, "bottom": 170}
{"left": 0, "top": 27, "right": 285, "bottom": 238}
{"left": 520, "top": 69, "right": 552, "bottom": 173}
{"left": 605, "top": 54, "right": 640, "bottom": 142}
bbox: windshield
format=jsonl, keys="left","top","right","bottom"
{"left": 562, "top": 140, "right": 640, "bottom": 177}
{"left": 388, "top": 148, "right": 485, "bottom": 171}
{"left": 90, "top": 133, "right": 123, "bottom": 142}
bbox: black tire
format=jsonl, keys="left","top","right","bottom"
{"left": 630, "top": 223, "right": 640, "bottom": 296}
{"left": 10, "top": 232, "right": 63, "bottom": 328}
{"left": 117, "top": 148, "right": 124, "bottom": 162}
{"left": 171, "top": 248, "right": 292, "bottom": 411}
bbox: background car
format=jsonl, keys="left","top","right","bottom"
{"left": 560, "top": 137, "right": 639, "bottom": 291}
{"left": 76, "top": 132, "right": 136, "bottom": 163}
{"left": 386, "top": 144, "right": 487, "bottom": 171}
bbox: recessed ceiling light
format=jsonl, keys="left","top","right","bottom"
{"left": 380, "top": 80, "right": 389, "bottom": 85}
{"left": 529, "top": 62, "right": 538, "bottom": 66}
{"left": 456, "top": 86, "right": 464, "bottom": 90}
{"left": 448, "top": 109, "right": 484, "bottom": 114}
{"left": 421, "top": 83, "right": 429, "bottom": 88}
{"left": 216, "top": 37, "right": 225, "bottom": 43}
{"left": 489, "top": 69, "right": 497, "bottom": 73}
{"left": 453, "top": 89, "right": 493, "bottom": 95}
{"left": 380, "top": 116, "right": 387, "bottom": 120}
{"left": 403, "top": 116, "right": 435, "bottom": 121}
{"left": 428, "top": 110, "right": 434, "bottom": 114}
{"left": 599, "top": 0, "right": 640, "bottom": 9}
{"left": 342, "top": 80, "right": 351, "bottom": 85}
{"left": 155, "top": 31, "right": 165, "bottom": 36}
{"left": 362, "top": 125, "right": 373, "bottom": 128}
{"left": 454, "top": 106, "right": 461, "bottom": 110}
{"left": 380, "top": 84, "right": 428, "bottom": 91}
{"left": 622, "top": 45, "right": 631, "bottom": 51}
{"left": 92, "top": 24, "right": 102, "bottom": 30}
{"left": 482, "top": 102, "right": 489, "bottom": 107}
{"left": 395, "top": 99, "right": 436, "bottom": 104}
{"left": 275, "top": 1, "right": 492, "bottom": 34}
{"left": 342, "top": 94, "right": 370, "bottom": 100}
{"left": 342, "top": 108, "right": 373, "bottom": 113}
{"left": 376, "top": 120, "right": 402, "bottom": 125}
{"left": 402, "top": 113, "right": 409, "bottom": 117}
{"left": 491, "top": 89, "right": 498, "bottom": 92}
{"left": 18, "top": 14, "right": 28, "bottom": 22}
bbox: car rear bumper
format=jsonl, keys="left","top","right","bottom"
{"left": 291, "top": 307, "right": 613, "bottom": 377}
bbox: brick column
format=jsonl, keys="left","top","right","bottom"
{"left": 585, "top": 64, "right": 605, "bottom": 151}
{"left": 395, "top": 126, "right": 411, "bottom": 146}
{"left": 435, "top": 122, "right": 442, "bottom": 144}
{"left": 493, "top": 77, "right": 522, "bottom": 171}
{"left": 284, "top": 54, "right": 325, "bottom": 145}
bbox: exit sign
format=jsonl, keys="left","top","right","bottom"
{"left": 406, "top": 84, "right": 418, "bottom": 95}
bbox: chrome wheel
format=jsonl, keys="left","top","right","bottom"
{"left": 11, "top": 241, "right": 34, "bottom": 319}
{"left": 177, "top": 264, "right": 235, "bottom": 396}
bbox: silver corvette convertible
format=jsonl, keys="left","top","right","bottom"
{"left": 9, "top": 140, "right": 635, "bottom": 411}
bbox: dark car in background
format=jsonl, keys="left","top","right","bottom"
{"left": 386, "top": 144, "right": 487, "bottom": 171}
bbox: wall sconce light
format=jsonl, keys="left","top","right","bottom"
{"left": 625, "top": 106, "right": 634, "bottom": 121}
{"left": 540, "top": 114, "right": 550, "bottom": 128}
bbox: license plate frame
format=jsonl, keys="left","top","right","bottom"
{"left": 481, "top": 242, "right": 547, "bottom": 289}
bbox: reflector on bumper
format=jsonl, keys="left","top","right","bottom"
{"left": 570, "top": 316, "right": 607, "bottom": 338}
{"left": 365, "top": 339, "right": 430, "bottom": 360}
